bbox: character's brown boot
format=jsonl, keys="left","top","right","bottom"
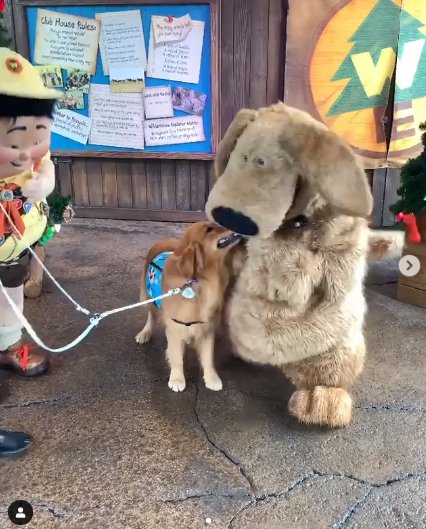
{"left": 0, "top": 341, "right": 49, "bottom": 377}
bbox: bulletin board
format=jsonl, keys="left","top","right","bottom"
{"left": 20, "top": 1, "right": 219, "bottom": 160}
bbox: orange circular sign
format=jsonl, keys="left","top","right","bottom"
{"left": 309, "top": 0, "right": 426, "bottom": 163}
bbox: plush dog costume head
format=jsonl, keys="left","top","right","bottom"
{"left": 206, "top": 103, "right": 373, "bottom": 239}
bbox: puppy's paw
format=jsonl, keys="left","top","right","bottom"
{"left": 204, "top": 373, "right": 223, "bottom": 391}
{"left": 168, "top": 375, "right": 186, "bottom": 393}
{"left": 135, "top": 329, "right": 151, "bottom": 345}
{"left": 288, "top": 387, "right": 352, "bottom": 428}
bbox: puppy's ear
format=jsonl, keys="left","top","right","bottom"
{"left": 178, "top": 242, "right": 205, "bottom": 278}
{"left": 301, "top": 127, "right": 373, "bottom": 218}
{"left": 215, "top": 109, "right": 258, "bottom": 179}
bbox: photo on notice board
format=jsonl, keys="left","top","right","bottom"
{"left": 110, "top": 67, "right": 145, "bottom": 94}
{"left": 34, "top": 9, "right": 100, "bottom": 75}
{"left": 35, "top": 65, "right": 63, "bottom": 88}
{"left": 147, "top": 19, "right": 205, "bottom": 85}
{"left": 66, "top": 68, "right": 91, "bottom": 94}
{"left": 172, "top": 86, "right": 207, "bottom": 116}
{"left": 52, "top": 109, "right": 93, "bottom": 145}
{"left": 143, "top": 86, "right": 174, "bottom": 119}
{"left": 57, "top": 90, "right": 85, "bottom": 110}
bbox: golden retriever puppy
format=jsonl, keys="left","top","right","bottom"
{"left": 135, "top": 221, "right": 241, "bottom": 392}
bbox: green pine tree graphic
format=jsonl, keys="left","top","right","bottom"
{"left": 327, "top": 0, "right": 425, "bottom": 117}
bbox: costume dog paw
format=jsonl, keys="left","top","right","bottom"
{"left": 206, "top": 103, "right": 404, "bottom": 428}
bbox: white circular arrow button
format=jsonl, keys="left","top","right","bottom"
{"left": 399, "top": 255, "right": 421, "bottom": 277}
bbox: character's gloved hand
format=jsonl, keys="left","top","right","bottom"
{"left": 21, "top": 159, "right": 55, "bottom": 202}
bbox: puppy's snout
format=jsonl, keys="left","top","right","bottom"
{"left": 211, "top": 207, "right": 259, "bottom": 236}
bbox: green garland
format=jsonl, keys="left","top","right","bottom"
{"left": 0, "top": 5, "right": 12, "bottom": 48}
{"left": 389, "top": 122, "right": 426, "bottom": 218}
{"left": 40, "top": 193, "right": 74, "bottom": 246}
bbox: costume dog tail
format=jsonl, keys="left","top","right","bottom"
{"left": 367, "top": 229, "right": 406, "bottom": 262}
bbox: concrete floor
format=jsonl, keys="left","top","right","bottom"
{"left": 1, "top": 219, "right": 426, "bottom": 529}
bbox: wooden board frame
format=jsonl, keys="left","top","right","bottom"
{"left": 13, "top": 0, "right": 221, "bottom": 161}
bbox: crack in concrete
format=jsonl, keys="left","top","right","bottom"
{"left": 29, "top": 503, "right": 69, "bottom": 520}
{"left": 237, "top": 391, "right": 426, "bottom": 416}
{"left": 315, "top": 468, "right": 426, "bottom": 488}
{"left": 0, "top": 395, "right": 71, "bottom": 409}
{"left": 226, "top": 470, "right": 426, "bottom": 527}
{"left": 356, "top": 403, "right": 426, "bottom": 413}
{"left": 194, "top": 383, "right": 257, "bottom": 500}
{"left": 163, "top": 492, "right": 251, "bottom": 505}
{"left": 228, "top": 472, "right": 316, "bottom": 528}
{"left": 332, "top": 487, "right": 373, "bottom": 529}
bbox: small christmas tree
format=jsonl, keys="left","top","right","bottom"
{"left": 0, "top": 1, "right": 12, "bottom": 48}
{"left": 389, "top": 122, "right": 426, "bottom": 217}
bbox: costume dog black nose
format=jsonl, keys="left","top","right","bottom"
{"left": 211, "top": 207, "right": 259, "bottom": 236}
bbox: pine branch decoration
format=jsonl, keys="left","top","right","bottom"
{"left": 47, "top": 193, "right": 73, "bottom": 225}
{"left": 389, "top": 122, "right": 426, "bottom": 217}
{"left": 0, "top": 4, "right": 12, "bottom": 48}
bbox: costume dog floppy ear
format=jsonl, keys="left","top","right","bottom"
{"left": 215, "top": 109, "right": 258, "bottom": 178}
{"left": 298, "top": 124, "right": 373, "bottom": 218}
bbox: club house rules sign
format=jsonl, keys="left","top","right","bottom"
{"left": 35, "top": 9, "right": 101, "bottom": 75}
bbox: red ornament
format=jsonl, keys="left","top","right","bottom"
{"left": 397, "top": 212, "right": 421, "bottom": 243}
{"left": 167, "top": 15, "right": 174, "bottom": 23}
{"left": 0, "top": 0, "right": 5, "bottom": 12}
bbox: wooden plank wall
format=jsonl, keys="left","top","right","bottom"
{"left": 372, "top": 167, "right": 401, "bottom": 228}
{"left": 53, "top": 0, "right": 286, "bottom": 221}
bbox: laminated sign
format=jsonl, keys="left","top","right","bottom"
{"left": 285, "top": 0, "right": 426, "bottom": 168}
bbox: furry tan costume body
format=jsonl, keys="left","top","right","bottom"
{"left": 206, "top": 103, "right": 404, "bottom": 428}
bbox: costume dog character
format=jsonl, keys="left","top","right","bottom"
{"left": 206, "top": 103, "right": 404, "bottom": 428}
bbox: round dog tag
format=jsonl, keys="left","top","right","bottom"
{"left": 182, "top": 287, "right": 196, "bottom": 299}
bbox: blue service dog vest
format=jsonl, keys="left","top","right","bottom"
{"left": 146, "top": 252, "right": 172, "bottom": 308}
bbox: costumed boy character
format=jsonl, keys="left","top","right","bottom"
{"left": 0, "top": 48, "right": 59, "bottom": 457}
{"left": 206, "top": 103, "right": 405, "bottom": 428}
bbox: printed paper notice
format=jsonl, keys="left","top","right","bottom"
{"left": 96, "top": 10, "right": 147, "bottom": 76}
{"left": 143, "top": 116, "right": 204, "bottom": 147}
{"left": 152, "top": 14, "right": 192, "bottom": 44}
{"left": 89, "top": 84, "right": 145, "bottom": 149}
{"left": 147, "top": 20, "right": 205, "bottom": 84}
{"left": 52, "top": 109, "right": 92, "bottom": 145}
{"left": 110, "top": 67, "right": 145, "bottom": 93}
{"left": 143, "top": 86, "right": 174, "bottom": 119}
{"left": 34, "top": 9, "right": 100, "bottom": 75}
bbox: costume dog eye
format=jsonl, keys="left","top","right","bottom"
{"left": 257, "top": 158, "right": 265, "bottom": 167}
{"left": 11, "top": 145, "right": 18, "bottom": 149}
{"left": 206, "top": 227, "right": 214, "bottom": 233}
{"left": 242, "top": 154, "right": 249, "bottom": 163}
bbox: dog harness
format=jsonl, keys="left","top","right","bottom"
{"left": 146, "top": 251, "right": 172, "bottom": 309}
{"left": 146, "top": 251, "right": 204, "bottom": 325}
